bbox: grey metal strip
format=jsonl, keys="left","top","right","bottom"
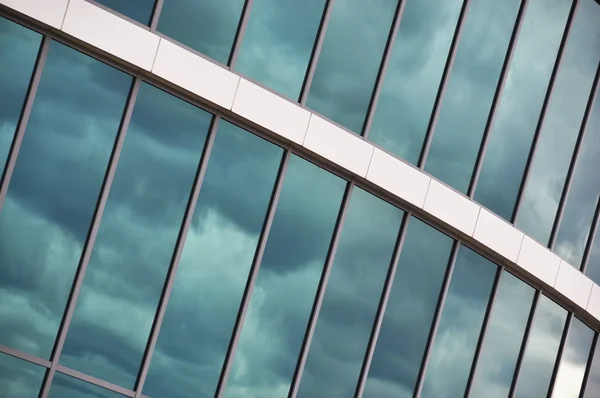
{"left": 149, "top": 0, "right": 164, "bottom": 31}
{"left": 228, "top": 0, "right": 255, "bottom": 68}
{"left": 546, "top": 313, "right": 574, "bottom": 397}
{"left": 579, "top": 332, "right": 598, "bottom": 398}
{"left": 56, "top": 365, "right": 136, "bottom": 397}
{"left": 0, "top": 344, "right": 51, "bottom": 368}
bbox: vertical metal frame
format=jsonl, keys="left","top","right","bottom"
{"left": 360, "top": 0, "right": 407, "bottom": 139}
{"left": 546, "top": 313, "right": 574, "bottom": 397}
{"left": 579, "top": 332, "right": 599, "bottom": 398}
{"left": 511, "top": 0, "right": 580, "bottom": 225}
{"left": 548, "top": 61, "right": 600, "bottom": 249}
{"left": 417, "top": 0, "right": 472, "bottom": 169}
{"left": 464, "top": 267, "right": 503, "bottom": 397}
{"left": 228, "top": 0, "right": 255, "bottom": 68}
{"left": 353, "top": 212, "right": 410, "bottom": 398}
{"left": 467, "top": 0, "right": 530, "bottom": 198}
{"left": 508, "top": 291, "right": 540, "bottom": 398}
{"left": 38, "top": 77, "right": 142, "bottom": 398}
{"left": 132, "top": 115, "right": 221, "bottom": 397}
{"left": 298, "top": 0, "right": 336, "bottom": 105}
{"left": 0, "top": 34, "right": 50, "bottom": 212}
{"left": 581, "top": 196, "right": 600, "bottom": 274}
{"left": 149, "top": 0, "right": 164, "bottom": 31}
{"left": 412, "top": 240, "right": 460, "bottom": 396}
{"left": 287, "top": 182, "right": 354, "bottom": 398}
{"left": 213, "top": 150, "right": 292, "bottom": 397}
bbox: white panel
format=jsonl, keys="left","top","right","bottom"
{"left": 586, "top": 283, "right": 600, "bottom": 322}
{"left": 152, "top": 38, "right": 240, "bottom": 109}
{"left": 62, "top": 0, "right": 159, "bottom": 70}
{"left": 473, "top": 208, "right": 524, "bottom": 263}
{"left": 232, "top": 79, "right": 310, "bottom": 145}
{"left": 0, "top": 0, "right": 69, "bottom": 29}
{"left": 423, "top": 180, "right": 480, "bottom": 236}
{"left": 554, "top": 260, "right": 593, "bottom": 309}
{"left": 366, "top": 148, "right": 431, "bottom": 208}
{"left": 303, "top": 115, "right": 374, "bottom": 177}
{"left": 516, "top": 236, "right": 561, "bottom": 287}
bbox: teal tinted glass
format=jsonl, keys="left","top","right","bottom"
{"left": 0, "top": 353, "right": 45, "bottom": 397}
{"left": 297, "top": 188, "right": 404, "bottom": 398}
{"left": 144, "top": 120, "right": 283, "bottom": 398}
{"left": 0, "top": 41, "right": 131, "bottom": 359}
{"left": 224, "top": 156, "right": 346, "bottom": 397}
{"left": 95, "top": 0, "right": 155, "bottom": 25}
{"left": 48, "top": 373, "right": 126, "bottom": 398}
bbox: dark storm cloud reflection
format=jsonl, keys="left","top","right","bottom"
{"left": 363, "top": 218, "right": 454, "bottom": 398}
{"left": 296, "top": 188, "right": 404, "bottom": 398}
{"left": 306, "top": 0, "right": 398, "bottom": 133}
{"left": 235, "top": 0, "right": 326, "bottom": 100}
{"left": 0, "top": 17, "right": 41, "bottom": 175}
{"left": 48, "top": 372, "right": 125, "bottom": 398}
{"left": 0, "top": 353, "right": 45, "bottom": 398}
{"left": 368, "top": 0, "right": 463, "bottom": 165}
{"left": 223, "top": 156, "right": 346, "bottom": 398}
{"left": 0, "top": 41, "right": 131, "bottom": 359}
{"left": 158, "top": 0, "right": 245, "bottom": 65}
{"left": 143, "top": 120, "right": 283, "bottom": 398}
{"left": 424, "top": 0, "right": 521, "bottom": 193}
{"left": 59, "top": 82, "right": 212, "bottom": 389}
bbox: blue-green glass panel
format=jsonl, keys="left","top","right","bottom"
{"left": 143, "top": 121, "right": 283, "bottom": 398}
{"left": 0, "top": 353, "right": 45, "bottom": 398}
{"left": 224, "top": 155, "right": 346, "bottom": 397}
{"left": 48, "top": 373, "right": 126, "bottom": 398}
{"left": 424, "top": 0, "right": 521, "bottom": 193}
{"left": 95, "top": 0, "right": 155, "bottom": 25}
{"left": 306, "top": 0, "right": 397, "bottom": 133}
{"left": 235, "top": 0, "right": 326, "bottom": 100}
{"left": 0, "top": 41, "right": 131, "bottom": 358}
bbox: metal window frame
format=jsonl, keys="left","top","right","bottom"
{"left": 579, "top": 332, "right": 599, "bottom": 398}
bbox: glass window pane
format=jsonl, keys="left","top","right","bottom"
{"left": 551, "top": 318, "right": 594, "bottom": 398}
{"left": 0, "top": 17, "right": 41, "bottom": 178}
{"left": 363, "top": 218, "right": 454, "bottom": 398}
{"left": 474, "top": 0, "right": 572, "bottom": 220}
{"left": 516, "top": 0, "right": 600, "bottom": 244}
{"left": 95, "top": 0, "right": 156, "bottom": 25}
{"left": 48, "top": 373, "right": 126, "bottom": 398}
{"left": 424, "top": 0, "right": 521, "bottom": 194}
{"left": 514, "top": 295, "right": 568, "bottom": 398}
{"left": 367, "top": 0, "right": 463, "bottom": 165}
{"left": 555, "top": 88, "right": 600, "bottom": 279}
{"left": 0, "top": 42, "right": 131, "bottom": 358}
{"left": 297, "top": 188, "right": 404, "bottom": 398}
{"left": 157, "top": 0, "right": 245, "bottom": 65}
{"left": 235, "top": 0, "right": 326, "bottom": 100}
{"left": 583, "top": 335, "right": 600, "bottom": 398}
{"left": 420, "top": 246, "right": 497, "bottom": 398}
{"left": 0, "top": 353, "right": 45, "bottom": 397}
{"left": 223, "top": 155, "right": 346, "bottom": 397}
{"left": 58, "top": 83, "right": 212, "bottom": 388}
{"left": 306, "top": 0, "right": 397, "bottom": 133}
{"left": 469, "top": 271, "right": 535, "bottom": 398}
{"left": 143, "top": 120, "right": 283, "bottom": 398}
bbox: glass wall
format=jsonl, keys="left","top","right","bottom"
{"left": 1, "top": 3, "right": 600, "bottom": 398}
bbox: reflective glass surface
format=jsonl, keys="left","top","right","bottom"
{"left": 514, "top": 295, "right": 567, "bottom": 398}
{"left": 552, "top": 317, "right": 594, "bottom": 397}
{"left": 224, "top": 156, "right": 346, "bottom": 397}
{"left": 516, "top": 0, "right": 600, "bottom": 244}
{"left": 0, "top": 353, "right": 45, "bottom": 397}
{"left": 583, "top": 336, "right": 600, "bottom": 397}
{"left": 95, "top": 0, "right": 155, "bottom": 25}
{"left": 158, "top": 0, "right": 245, "bottom": 65}
{"left": 555, "top": 88, "right": 600, "bottom": 280}
{"left": 420, "top": 246, "right": 497, "bottom": 398}
{"left": 367, "top": 0, "right": 463, "bottom": 165}
{"left": 424, "top": 0, "right": 521, "bottom": 193}
{"left": 0, "top": 41, "right": 131, "bottom": 358}
{"left": 474, "top": 0, "right": 572, "bottom": 220}
{"left": 235, "top": 0, "right": 326, "bottom": 100}
{"left": 48, "top": 373, "right": 125, "bottom": 398}
{"left": 306, "top": 0, "right": 397, "bottom": 133}
{"left": 363, "top": 218, "right": 454, "bottom": 398}
{"left": 469, "top": 271, "right": 534, "bottom": 398}
{"left": 0, "top": 17, "right": 41, "bottom": 178}
{"left": 143, "top": 120, "right": 283, "bottom": 398}
{"left": 297, "top": 188, "right": 404, "bottom": 398}
{"left": 59, "top": 83, "right": 212, "bottom": 388}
